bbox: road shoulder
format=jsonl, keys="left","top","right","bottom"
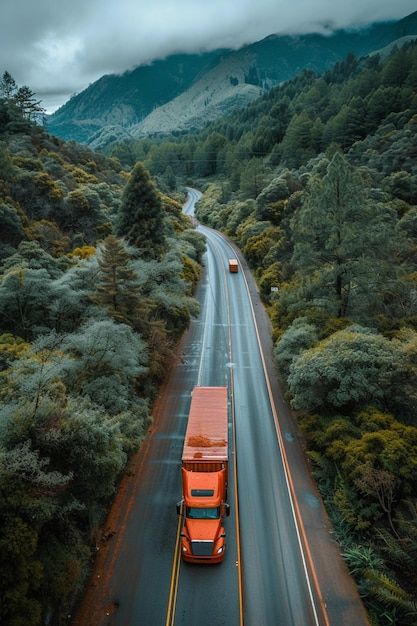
{"left": 223, "top": 234, "right": 370, "bottom": 626}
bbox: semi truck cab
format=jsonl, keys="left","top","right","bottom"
{"left": 178, "top": 468, "right": 230, "bottom": 562}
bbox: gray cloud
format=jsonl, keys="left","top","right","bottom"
{"left": 1, "top": 0, "right": 416, "bottom": 112}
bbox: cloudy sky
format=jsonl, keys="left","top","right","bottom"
{"left": 1, "top": 0, "right": 416, "bottom": 113}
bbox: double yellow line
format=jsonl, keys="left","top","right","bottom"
{"left": 165, "top": 232, "right": 244, "bottom": 626}
{"left": 165, "top": 502, "right": 183, "bottom": 626}
{"left": 225, "top": 259, "right": 245, "bottom": 626}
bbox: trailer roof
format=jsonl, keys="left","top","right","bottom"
{"left": 182, "top": 387, "right": 228, "bottom": 462}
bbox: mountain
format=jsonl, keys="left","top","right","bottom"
{"left": 48, "top": 10, "right": 417, "bottom": 146}
{"left": 48, "top": 51, "right": 226, "bottom": 143}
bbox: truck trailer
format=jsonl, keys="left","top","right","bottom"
{"left": 177, "top": 386, "right": 230, "bottom": 563}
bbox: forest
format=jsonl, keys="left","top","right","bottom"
{"left": 0, "top": 77, "right": 205, "bottom": 625}
{"left": 117, "top": 43, "right": 417, "bottom": 625}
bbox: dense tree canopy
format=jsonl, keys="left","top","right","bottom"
{"left": 0, "top": 87, "right": 205, "bottom": 625}
{"left": 291, "top": 153, "right": 399, "bottom": 319}
{"left": 185, "top": 41, "right": 417, "bottom": 626}
{"left": 288, "top": 326, "right": 404, "bottom": 412}
{"left": 118, "top": 162, "right": 167, "bottom": 259}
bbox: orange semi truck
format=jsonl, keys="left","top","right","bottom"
{"left": 228, "top": 258, "right": 239, "bottom": 273}
{"left": 177, "top": 386, "right": 230, "bottom": 563}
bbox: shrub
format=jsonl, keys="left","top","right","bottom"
{"left": 288, "top": 326, "right": 404, "bottom": 412}
{"left": 274, "top": 317, "right": 318, "bottom": 377}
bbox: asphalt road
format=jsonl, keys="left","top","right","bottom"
{"left": 183, "top": 189, "right": 319, "bottom": 625}
{"left": 74, "top": 189, "right": 367, "bottom": 626}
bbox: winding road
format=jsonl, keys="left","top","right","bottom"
{"left": 73, "top": 189, "right": 369, "bottom": 626}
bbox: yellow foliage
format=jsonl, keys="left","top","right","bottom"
{"left": 68, "top": 166, "right": 98, "bottom": 184}
{"left": 333, "top": 484, "right": 370, "bottom": 530}
{"left": 85, "top": 160, "right": 97, "bottom": 172}
{"left": 181, "top": 255, "right": 201, "bottom": 292}
{"left": 12, "top": 156, "right": 43, "bottom": 171}
{"left": 25, "top": 219, "right": 70, "bottom": 256}
{"left": 0, "top": 333, "right": 30, "bottom": 361}
{"left": 34, "top": 172, "right": 65, "bottom": 201}
{"left": 402, "top": 271, "right": 417, "bottom": 284}
{"left": 160, "top": 193, "right": 182, "bottom": 216}
{"left": 197, "top": 183, "right": 224, "bottom": 210}
{"left": 67, "top": 245, "right": 96, "bottom": 260}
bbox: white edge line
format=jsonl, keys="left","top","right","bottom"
{"left": 208, "top": 227, "right": 322, "bottom": 626}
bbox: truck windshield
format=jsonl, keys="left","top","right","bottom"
{"left": 186, "top": 507, "right": 220, "bottom": 520}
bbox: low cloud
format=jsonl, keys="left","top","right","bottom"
{"left": 1, "top": 0, "right": 416, "bottom": 112}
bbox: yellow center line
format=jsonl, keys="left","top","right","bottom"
{"left": 221, "top": 231, "right": 330, "bottom": 626}
{"left": 220, "top": 238, "right": 245, "bottom": 626}
{"left": 166, "top": 228, "right": 245, "bottom": 626}
{"left": 230, "top": 366, "right": 245, "bottom": 626}
{"left": 165, "top": 502, "right": 183, "bottom": 626}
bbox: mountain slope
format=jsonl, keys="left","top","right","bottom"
{"left": 48, "top": 51, "right": 226, "bottom": 142}
{"left": 48, "top": 10, "right": 417, "bottom": 145}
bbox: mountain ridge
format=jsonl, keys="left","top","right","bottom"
{"left": 48, "top": 10, "right": 417, "bottom": 146}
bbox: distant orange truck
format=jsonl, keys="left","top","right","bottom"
{"left": 228, "top": 259, "right": 238, "bottom": 273}
{"left": 177, "top": 386, "right": 230, "bottom": 563}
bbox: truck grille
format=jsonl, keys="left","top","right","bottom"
{"left": 191, "top": 541, "right": 214, "bottom": 557}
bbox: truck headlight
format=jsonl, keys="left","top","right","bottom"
{"left": 182, "top": 546, "right": 187, "bottom": 552}
{"left": 217, "top": 547, "right": 223, "bottom": 554}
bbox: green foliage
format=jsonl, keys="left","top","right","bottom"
{"left": 163, "top": 165, "right": 176, "bottom": 190}
{"left": 62, "top": 187, "right": 110, "bottom": 241}
{"left": 274, "top": 317, "right": 318, "bottom": 377}
{"left": 0, "top": 268, "right": 61, "bottom": 339}
{"left": 280, "top": 112, "right": 316, "bottom": 167}
{"left": 239, "top": 158, "right": 266, "bottom": 199}
{"left": 0, "top": 203, "right": 24, "bottom": 247}
{"left": 1, "top": 71, "right": 45, "bottom": 121}
{"left": 291, "top": 153, "right": 399, "bottom": 319}
{"left": 118, "top": 162, "right": 167, "bottom": 259}
{"left": 179, "top": 229, "right": 206, "bottom": 264}
{"left": 0, "top": 78, "right": 204, "bottom": 624}
{"left": 178, "top": 40, "right": 417, "bottom": 626}
{"left": 288, "top": 326, "right": 404, "bottom": 412}
{"left": 61, "top": 319, "right": 147, "bottom": 414}
{"left": 93, "top": 235, "right": 140, "bottom": 323}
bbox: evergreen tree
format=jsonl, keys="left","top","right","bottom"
{"left": 163, "top": 165, "right": 176, "bottom": 191}
{"left": 93, "top": 235, "right": 139, "bottom": 323}
{"left": 0, "top": 71, "right": 17, "bottom": 100}
{"left": 117, "top": 162, "right": 166, "bottom": 260}
{"left": 291, "top": 153, "right": 398, "bottom": 318}
{"left": 280, "top": 112, "right": 315, "bottom": 167}
{"left": 15, "top": 86, "right": 45, "bottom": 121}
{"left": 382, "top": 47, "right": 410, "bottom": 87}
{"left": 240, "top": 158, "right": 265, "bottom": 199}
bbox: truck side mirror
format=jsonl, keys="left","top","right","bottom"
{"left": 224, "top": 503, "right": 230, "bottom": 517}
{"left": 176, "top": 501, "right": 183, "bottom": 515}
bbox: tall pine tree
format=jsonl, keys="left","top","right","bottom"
{"left": 93, "top": 235, "right": 139, "bottom": 323}
{"left": 291, "top": 153, "right": 398, "bottom": 318}
{"left": 117, "top": 162, "right": 167, "bottom": 260}
{"left": 0, "top": 71, "right": 17, "bottom": 100}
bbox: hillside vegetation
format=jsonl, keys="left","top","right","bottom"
{"left": 47, "top": 51, "right": 226, "bottom": 143}
{"left": 0, "top": 80, "right": 204, "bottom": 625}
{"left": 127, "top": 43, "right": 417, "bottom": 625}
{"left": 48, "top": 10, "right": 417, "bottom": 145}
